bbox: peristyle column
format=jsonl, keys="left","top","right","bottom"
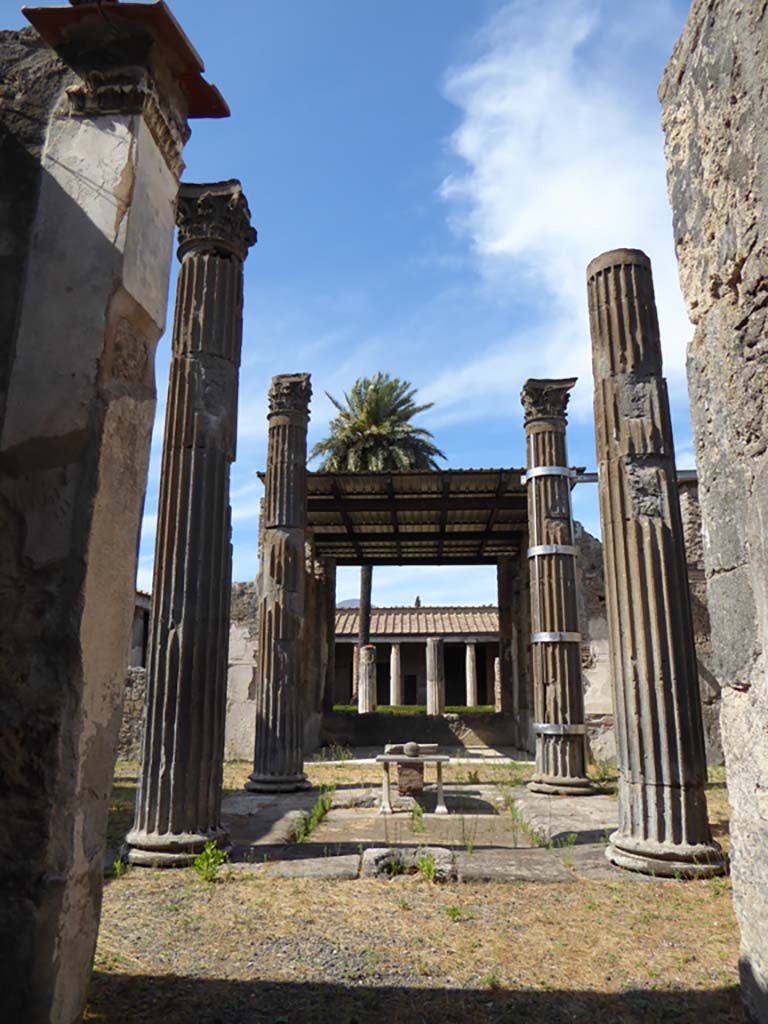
{"left": 322, "top": 559, "right": 337, "bottom": 712}
{"left": 587, "top": 247, "right": 725, "bottom": 877}
{"left": 128, "top": 181, "right": 255, "bottom": 866}
{"left": 358, "top": 645, "right": 377, "bottom": 713}
{"left": 246, "top": 373, "right": 312, "bottom": 792}
{"left": 497, "top": 556, "right": 517, "bottom": 712}
{"left": 356, "top": 563, "right": 373, "bottom": 699}
{"left": 465, "top": 642, "right": 478, "bottom": 706}
{"left": 390, "top": 643, "right": 404, "bottom": 705}
{"left": 522, "top": 378, "right": 593, "bottom": 795}
{"left": 426, "top": 637, "right": 445, "bottom": 715}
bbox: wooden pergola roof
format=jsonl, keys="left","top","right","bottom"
{"left": 305, "top": 469, "right": 528, "bottom": 566}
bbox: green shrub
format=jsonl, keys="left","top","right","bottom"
{"left": 193, "top": 841, "right": 229, "bottom": 883}
{"left": 296, "top": 785, "right": 336, "bottom": 842}
{"left": 417, "top": 851, "right": 436, "bottom": 882}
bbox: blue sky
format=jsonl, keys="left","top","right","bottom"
{"left": 11, "top": 0, "right": 695, "bottom": 605}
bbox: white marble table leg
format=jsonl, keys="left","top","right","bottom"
{"left": 435, "top": 762, "right": 448, "bottom": 815}
{"left": 379, "top": 761, "right": 393, "bottom": 814}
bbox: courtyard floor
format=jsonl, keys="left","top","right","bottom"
{"left": 88, "top": 752, "right": 740, "bottom": 1023}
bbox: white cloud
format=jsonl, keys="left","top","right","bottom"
{"left": 433, "top": 0, "right": 692, "bottom": 425}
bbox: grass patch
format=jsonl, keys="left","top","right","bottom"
{"left": 91, "top": 873, "right": 742, "bottom": 1014}
{"left": 295, "top": 786, "right": 336, "bottom": 843}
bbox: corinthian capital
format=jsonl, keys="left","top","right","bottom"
{"left": 268, "top": 374, "right": 312, "bottom": 419}
{"left": 520, "top": 377, "right": 577, "bottom": 426}
{"left": 176, "top": 180, "right": 257, "bottom": 261}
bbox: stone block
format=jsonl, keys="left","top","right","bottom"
{"left": 397, "top": 763, "right": 425, "bottom": 796}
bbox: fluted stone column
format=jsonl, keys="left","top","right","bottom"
{"left": 493, "top": 657, "right": 502, "bottom": 712}
{"left": 465, "top": 642, "right": 478, "bottom": 706}
{"left": 390, "top": 643, "right": 404, "bottom": 706}
{"left": 359, "top": 645, "right": 377, "bottom": 713}
{"left": 246, "top": 373, "right": 312, "bottom": 792}
{"left": 426, "top": 637, "right": 445, "bottom": 715}
{"left": 587, "top": 248, "right": 726, "bottom": 877}
{"left": 522, "top": 379, "right": 593, "bottom": 795}
{"left": 128, "top": 181, "right": 256, "bottom": 865}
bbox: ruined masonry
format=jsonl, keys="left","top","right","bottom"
{"left": 521, "top": 379, "right": 593, "bottom": 795}
{"left": 127, "top": 181, "right": 256, "bottom": 866}
{"left": 0, "top": 3, "right": 228, "bottom": 1020}
{"left": 247, "top": 374, "right": 313, "bottom": 792}
{"left": 661, "top": 1, "right": 768, "bottom": 1015}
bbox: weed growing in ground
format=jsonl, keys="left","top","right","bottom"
{"left": 295, "top": 785, "right": 336, "bottom": 842}
{"left": 417, "top": 852, "right": 436, "bottom": 882}
{"left": 411, "top": 802, "right": 425, "bottom": 834}
{"left": 314, "top": 743, "right": 354, "bottom": 762}
{"left": 460, "top": 816, "right": 477, "bottom": 855}
{"left": 590, "top": 760, "right": 617, "bottom": 789}
{"left": 560, "top": 832, "right": 577, "bottom": 868}
{"left": 446, "top": 905, "right": 472, "bottom": 923}
{"left": 481, "top": 969, "right": 502, "bottom": 990}
{"left": 384, "top": 859, "right": 405, "bottom": 877}
{"left": 112, "top": 856, "right": 128, "bottom": 879}
{"left": 466, "top": 768, "right": 480, "bottom": 784}
{"left": 193, "top": 841, "right": 229, "bottom": 883}
{"left": 398, "top": 897, "right": 410, "bottom": 910}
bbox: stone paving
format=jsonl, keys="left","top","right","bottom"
{"left": 220, "top": 750, "right": 649, "bottom": 884}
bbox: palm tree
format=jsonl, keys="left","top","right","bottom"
{"left": 311, "top": 373, "right": 445, "bottom": 701}
{"left": 310, "top": 372, "right": 445, "bottom": 472}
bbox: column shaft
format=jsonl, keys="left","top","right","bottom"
{"left": 390, "top": 643, "right": 404, "bottom": 706}
{"left": 587, "top": 247, "right": 725, "bottom": 877}
{"left": 358, "top": 645, "right": 377, "bottom": 713}
{"left": 322, "top": 559, "right": 337, "bottom": 713}
{"left": 426, "top": 637, "right": 445, "bottom": 715}
{"left": 247, "top": 373, "right": 312, "bottom": 792}
{"left": 128, "top": 181, "right": 256, "bottom": 865}
{"left": 497, "top": 556, "right": 516, "bottom": 712}
{"left": 522, "top": 378, "right": 593, "bottom": 795}
{"left": 465, "top": 642, "right": 478, "bottom": 707}
{"left": 356, "top": 564, "right": 373, "bottom": 698}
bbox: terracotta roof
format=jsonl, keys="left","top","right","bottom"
{"left": 335, "top": 606, "right": 499, "bottom": 639}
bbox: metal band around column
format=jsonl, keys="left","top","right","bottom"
{"left": 524, "top": 465, "right": 575, "bottom": 482}
{"left": 534, "top": 723, "right": 587, "bottom": 736}
{"left": 532, "top": 631, "right": 582, "bottom": 643}
{"left": 528, "top": 544, "right": 578, "bottom": 558}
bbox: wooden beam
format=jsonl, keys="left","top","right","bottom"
{"left": 330, "top": 479, "right": 364, "bottom": 561}
{"left": 307, "top": 496, "right": 527, "bottom": 514}
{"left": 309, "top": 532, "right": 528, "bottom": 548}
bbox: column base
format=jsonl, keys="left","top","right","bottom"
{"left": 528, "top": 774, "right": 596, "bottom": 796}
{"left": 125, "top": 827, "right": 230, "bottom": 868}
{"left": 606, "top": 831, "right": 728, "bottom": 879}
{"left": 245, "top": 772, "right": 311, "bottom": 793}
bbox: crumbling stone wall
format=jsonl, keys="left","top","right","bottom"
{"left": 661, "top": 4, "right": 768, "bottom": 1018}
{"left": 117, "top": 667, "right": 147, "bottom": 761}
{"left": 225, "top": 581, "right": 260, "bottom": 761}
{"left": 574, "top": 522, "right": 614, "bottom": 762}
{"left": 679, "top": 480, "right": 722, "bottom": 763}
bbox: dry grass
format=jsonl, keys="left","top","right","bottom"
{"left": 87, "top": 869, "right": 741, "bottom": 1023}
{"left": 92, "top": 758, "right": 740, "bottom": 1022}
